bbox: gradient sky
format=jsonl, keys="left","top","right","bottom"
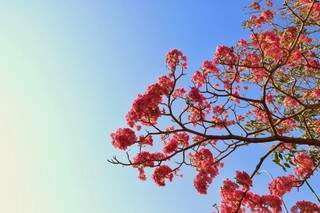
{"left": 1, "top": 1, "right": 319, "bottom": 213}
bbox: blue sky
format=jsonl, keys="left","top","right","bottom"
{"left": 1, "top": 0, "right": 319, "bottom": 212}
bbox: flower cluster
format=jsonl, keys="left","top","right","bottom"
{"left": 152, "top": 165, "right": 174, "bottom": 186}
{"left": 268, "top": 175, "right": 299, "bottom": 197}
{"left": 214, "top": 45, "right": 237, "bottom": 64}
{"left": 291, "top": 200, "right": 320, "bottom": 213}
{"left": 133, "top": 151, "right": 165, "bottom": 167}
{"left": 249, "top": 9, "right": 274, "bottom": 27}
{"left": 166, "top": 48, "right": 187, "bottom": 70}
{"left": 138, "top": 135, "right": 153, "bottom": 146}
{"left": 111, "top": 128, "right": 137, "bottom": 150}
{"left": 126, "top": 83, "right": 163, "bottom": 127}
{"left": 191, "top": 148, "right": 222, "bottom": 194}
{"left": 202, "top": 60, "right": 218, "bottom": 74}
{"left": 235, "top": 171, "right": 252, "bottom": 190}
{"left": 283, "top": 96, "right": 299, "bottom": 109}
{"left": 188, "top": 87, "right": 205, "bottom": 103}
{"left": 172, "top": 87, "right": 186, "bottom": 98}
{"left": 133, "top": 151, "right": 166, "bottom": 181}
{"left": 126, "top": 75, "right": 174, "bottom": 128}
{"left": 192, "top": 70, "right": 207, "bottom": 88}
{"left": 163, "top": 132, "right": 189, "bottom": 154}
{"left": 293, "top": 152, "right": 314, "bottom": 178}
{"left": 220, "top": 177, "right": 282, "bottom": 213}
{"left": 252, "top": 31, "right": 284, "bottom": 62}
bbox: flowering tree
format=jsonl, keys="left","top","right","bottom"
{"left": 109, "top": 0, "right": 320, "bottom": 212}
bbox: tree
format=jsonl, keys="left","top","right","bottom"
{"left": 109, "top": 0, "right": 320, "bottom": 212}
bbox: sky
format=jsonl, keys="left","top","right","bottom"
{"left": 1, "top": 0, "right": 319, "bottom": 213}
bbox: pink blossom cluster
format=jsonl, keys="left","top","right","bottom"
{"left": 191, "top": 148, "right": 222, "bottom": 194}
{"left": 214, "top": 45, "right": 237, "bottom": 64}
{"left": 126, "top": 75, "right": 173, "bottom": 128}
{"left": 293, "top": 152, "right": 315, "bottom": 178}
{"left": 111, "top": 128, "right": 137, "bottom": 150}
{"left": 220, "top": 172, "right": 282, "bottom": 213}
{"left": 283, "top": 96, "right": 299, "bottom": 109}
{"left": 152, "top": 165, "right": 174, "bottom": 186}
{"left": 291, "top": 200, "right": 320, "bottom": 213}
{"left": 268, "top": 175, "right": 299, "bottom": 197}
{"left": 166, "top": 48, "right": 187, "bottom": 70}
{"left": 250, "top": 10, "right": 274, "bottom": 27}
{"left": 163, "top": 132, "right": 189, "bottom": 154}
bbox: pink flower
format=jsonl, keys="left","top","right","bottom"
{"left": 133, "top": 151, "right": 165, "bottom": 167}
{"left": 152, "top": 165, "right": 174, "bottom": 186}
{"left": 214, "top": 45, "right": 237, "bottom": 64}
{"left": 126, "top": 83, "right": 163, "bottom": 127}
{"left": 163, "top": 132, "right": 189, "bottom": 154}
{"left": 293, "top": 152, "right": 314, "bottom": 178}
{"left": 291, "top": 200, "right": 320, "bottom": 213}
{"left": 235, "top": 171, "right": 252, "bottom": 189}
{"left": 138, "top": 168, "right": 147, "bottom": 181}
{"left": 283, "top": 96, "right": 299, "bottom": 109}
{"left": 192, "top": 70, "right": 207, "bottom": 88}
{"left": 251, "top": 2, "right": 261, "bottom": 10}
{"left": 172, "top": 88, "right": 186, "bottom": 98}
{"left": 188, "top": 87, "right": 205, "bottom": 103}
{"left": 202, "top": 60, "right": 218, "bottom": 74}
{"left": 312, "top": 89, "right": 320, "bottom": 98}
{"left": 166, "top": 48, "right": 187, "bottom": 70}
{"left": 111, "top": 128, "right": 137, "bottom": 150}
{"left": 261, "top": 10, "right": 274, "bottom": 22}
{"left": 138, "top": 135, "right": 153, "bottom": 146}
{"left": 268, "top": 175, "right": 299, "bottom": 197}
{"left": 193, "top": 172, "right": 214, "bottom": 194}
{"left": 191, "top": 148, "right": 222, "bottom": 194}
{"left": 158, "top": 75, "right": 174, "bottom": 95}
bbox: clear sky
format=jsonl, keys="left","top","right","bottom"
{"left": 1, "top": 0, "right": 319, "bottom": 213}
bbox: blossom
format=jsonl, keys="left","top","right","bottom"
{"left": 268, "top": 175, "right": 299, "bottom": 197}
{"left": 191, "top": 148, "right": 222, "bottom": 194}
{"left": 214, "top": 45, "right": 237, "bottom": 64}
{"left": 126, "top": 83, "right": 163, "bottom": 127}
{"left": 202, "top": 60, "right": 218, "bottom": 74}
{"left": 212, "top": 105, "right": 226, "bottom": 115}
{"left": 193, "top": 172, "right": 214, "bottom": 194}
{"left": 166, "top": 48, "right": 187, "bottom": 70}
{"left": 252, "top": 68, "right": 268, "bottom": 82}
{"left": 158, "top": 75, "right": 174, "bottom": 95}
{"left": 251, "top": 2, "right": 261, "bottom": 10}
{"left": 138, "top": 168, "right": 147, "bottom": 181}
{"left": 291, "top": 200, "right": 320, "bottom": 213}
{"left": 172, "top": 87, "right": 186, "bottom": 98}
{"left": 192, "top": 70, "right": 207, "bottom": 87}
{"left": 188, "top": 87, "right": 205, "bottom": 103}
{"left": 298, "top": 0, "right": 313, "bottom": 5}
{"left": 266, "top": 93, "right": 274, "bottom": 103}
{"left": 138, "top": 135, "right": 153, "bottom": 146}
{"left": 253, "top": 108, "right": 269, "bottom": 123}
{"left": 293, "top": 152, "right": 314, "bottom": 178}
{"left": 311, "top": 89, "right": 320, "bottom": 98}
{"left": 283, "top": 96, "right": 299, "bottom": 109}
{"left": 188, "top": 107, "right": 206, "bottom": 124}
{"left": 244, "top": 193, "right": 282, "bottom": 213}
{"left": 152, "top": 165, "right": 174, "bottom": 186}
{"left": 220, "top": 179, "right": 244, "bottom": 213}
{"left": 111, "top": 128, "right": 137, "bottom": 150}
{"left": 261, "top": 10, "right": 274, "bottom": 22}
{"left": 163, "top": 133, "right": 189, "bottom": 154}
{"left": 133, "top": 151, "right": 165, "bottom": 167}
{"left": 235, "top": 171, "right": 252, "bottom": 189}
{"left": 279, "top": 118, "right": 297, "bottom": 133}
